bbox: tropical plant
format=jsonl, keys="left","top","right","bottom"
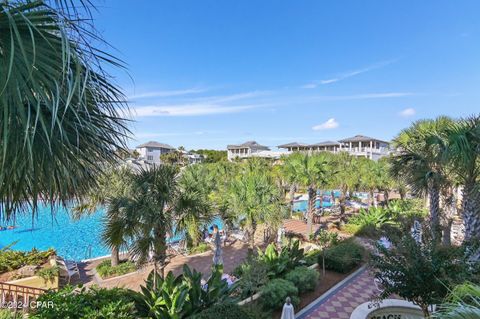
{"left": 36, "top": 266, "right": 59, "bottom": 284}
{"left": 434, "top": 283, "right": 480, "bottom": 318}
{"left": 0, "top": 0, "right": 129, "bottom": 219}
{"left": 284, "top": 153, "right": 332, "bottom": 234}
{"left": 103, "top": 165, "right": 178, "bottom": 278}
{"left": 176, "top": 164, "right": 215, "bottom": 248}
{"left": 74, "top": 166, "right": 134, "bottom": 266}
{"left": 390, "top": 117, "right": 454, "bottom": 242}
{"left": 370, "top": 235, "right": 476, "bottom": 318}
{"left": 191, "top": 303, "right": 257, "bottom": 319}
{"left": 330, "top": 152, "right": 361, "bottom": 223}
{"left": 0, "top": 246, "right": 55, "bottom": 274}
{"left": 31, "top": 285, "right": 136, "bottom": 319}
{"left": 443, "top": 116, "right": 480, "bottom": 244}
{"left": 344, "top": 207, "right": 396, "bottom": 238}
{"left": 285, "top": 266, "right": 319, "bottom": 293}
{"left": 256, "top": 241, "right": 305, "bottom": 278}
{"left": 134, "top": 265, "right": 234, "bottom": 319}
{"left": 228, "top": 159, "right": 285, "bottom": 250}
{"left": 233, "top": 255, "right": 269, "bottom": 300}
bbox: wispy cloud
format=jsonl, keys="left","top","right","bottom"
{"left": 302, "top": 59, "right": 397, "bottom": 89}
{"left": 315, "top": 92, "right": 415, "bottom": 100}
{"left": 132, "top": 104, "right": 264, "bottom": 117}
{"left": 128, "top": 87, "right": 208, "bottom": 99}
{"left": 312, "top": 118, "right": 339, "bottom": 131}
{"left": 134, "top": 131, "right": 217, "bottom": 138}
{"left": 399, "top": 107, "right": 416, "bottom": 117}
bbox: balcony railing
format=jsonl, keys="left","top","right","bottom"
{"left": 0, "top": 282, "right": 48, "bottom": 312}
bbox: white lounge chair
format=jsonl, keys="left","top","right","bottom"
{"left": 57, "top": 258, "right": 80, "bottom": 283}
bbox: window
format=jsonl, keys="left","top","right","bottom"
{"left": 147, "top": 155, "right": 153, "bottom": 161}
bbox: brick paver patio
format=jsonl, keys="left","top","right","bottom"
{"left": 298, "top": 267, "right": 378, "bottom": 319}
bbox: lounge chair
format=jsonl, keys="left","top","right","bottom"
{"left": 57, "top": 259, "right": 80, "bottom": 283}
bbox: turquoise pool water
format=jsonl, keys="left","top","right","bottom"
{"left": 293, "top": 198, "right": 333, "bottom": 212}
{"left": 0, "top": 205, "right": 222, "bottom": 261}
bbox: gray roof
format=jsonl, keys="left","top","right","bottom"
{"left": 277, "top": 142, "right": 310, "bottom": 148}
{"left": 311, "top": 140, "right": 341, "bottom": 146}
{"left": 227, "top": 141, "right": 270, "bottom": 151}
{"left": 338, "top": 135, "right": 389, "bottom": 144}
{"left": 136, "top": 141, "right": 176, "bottom": 149}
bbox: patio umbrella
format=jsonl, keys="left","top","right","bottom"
{"left": 411, "top": 220, "right": 422, "bottom": 244}
{"left": 212, "top": 231, "right": 223, "bottom": 266}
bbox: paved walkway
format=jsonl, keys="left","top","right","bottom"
{"left": 297, "top": 267, "right": 378, "bottom": 319}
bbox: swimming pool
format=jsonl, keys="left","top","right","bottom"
{"left": 293, "top": 198, "right": 333, "bottom": 212}
{"left": 0, "top": 205, "right": 222, "bottom": 261}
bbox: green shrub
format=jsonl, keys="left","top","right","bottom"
{"left": 188, "top": 243, "right": 211, "bottom": 255}
{"left": 322, "top": 240, "right": 364, "bottom": 273}
{"left": 96, "top": 260, "right": 137, "bottom": 279}
{"left": 36, "top": 266, "right": 59, "bottom": 284}
{"left": 31, "top": 285, "right": 136, "bottom": 319}
{"left": 191, "top": 303, "right": 255, "bottom": 319}
{"left": 259, "top": 279, "right": 299, "bottom": 311}
{"left": 0, "top": 310, "right": 14, "bottom": 319}
{"left": 0, "top": 247, "right": 55, "bottom": 274}
{"left": 256, "top": 240, "right": 305, "bottom": 278}
{"left": 345, "top": 207, "right": 395, "bottom": 238}
{"left": 285, "top": 266, "right": 319, "bottom": 293}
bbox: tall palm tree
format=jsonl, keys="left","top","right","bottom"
{"left": 280, "top": 152, "right": 303, "bottom": 215}
{"left": 330, "top": 152, "right": 359, "bottom": 223}
{"left": 391, "top": 117, "right": 453, "bottom": 242}
{"left": 0, "top": 1, "right": 129, "bottom": 219}
{"left": 287, "top": 153, "right": 332, "bottom": 235}
{"left": 175, "top": 164, "right": 215, "bottom": 248}
{"left": 106, "top": 165, "right": 178, "bottom": 278}
{"left": 73, "top": 166, "right": 134, "bottom": 266}
{"left": 443, "top": 116, "right": 480, "bottom": 243}
{"left": 228, "top": 159, "right": 284, "bottom": 251}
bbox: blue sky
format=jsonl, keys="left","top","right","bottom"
{"left": 95, "top": 1, "right": 480, "bottom": 150}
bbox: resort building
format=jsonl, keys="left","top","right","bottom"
{"left": 277, "top": 135, "right": 391, "bottom": 160}
{"left": 136, "top": 141, "right": 176, "bottom": 164}
{"left": 227, "top": 141, "right": 287, "bottom": 161}
{"left": 338, "top": 135, "right": 390, "bottom": 160}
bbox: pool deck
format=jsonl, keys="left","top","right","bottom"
{"left": 297, "top": 266, "right": 379, "bottom": 319}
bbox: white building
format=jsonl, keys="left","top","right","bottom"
{"left": 277, "top": 135, "right": 391, "bottom": 160}
{"left": 227, "top": 141, "right": 269, "bottom": 161}
{"left": 136, "top": 141, "right": 176, "bottom": 164}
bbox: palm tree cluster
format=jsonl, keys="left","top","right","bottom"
{"left": 391, "top": 116, "right": 480, "bottom": 246}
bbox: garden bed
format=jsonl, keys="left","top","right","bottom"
{"left": 270, "top": 264, "right": 361, "bottom": 318}
{"left": 96, "top": 259, "right": 137, "bottom": 279}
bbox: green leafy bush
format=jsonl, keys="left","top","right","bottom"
{"left": 188, "top": 243, "right": 211, "bottom": 255}
{"left": 134, "top": 265, "right": 235, "bottom": 318}
{"left": 31, "top": 285, "right": 136, "bottom": 319}
{"left": 257, "top": 240, "right": 305, "bottom": 278}
{"left": 259, "top": 279, "right": 299, "bottom": 311}
{"left": 96, "top": 260, "right": 137, "bottom": 279}
{"left": 191, "top": 303, "right": 255, "bottom": 319}
{"left": 285, "top": 266, "right": 319, "bottom": 293}
{"left": 344, "top": 207, "right": 395, "bottom": 238}
{"left": 36, "top": 266, "right": 59, "bottom": 283}
{"left": 304, "top": 249, "right": 321, "bottom": 266}
{"left": 0, "top": 246, "right": 55, "bottom": 274}
{"left": 322, "top": 240, "right": 364, "bottom": 273}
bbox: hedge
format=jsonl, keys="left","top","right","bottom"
{"left": 322, "top": 240, "right": 364, "bottom": 273}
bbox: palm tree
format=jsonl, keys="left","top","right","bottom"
{"left": 443, "top": 116, "right": 480, "bottom": 243}
{"left": 390, "top": 117, "right": 453, "bottom": 242}
{"left": 228, "top": 159, "right": 284, "bottom": 251}
{"left": 0, "top": 1, "right": 129, "bottom": 218}
{"left": 331, "top": 152, "right": 360, "bottom": 223}
{"left": 175, "top": 164, "right": 215, "bottom": 248}
{"left": 107, "top": 165, "right": 178, "bottom": 278}
{"left": 287, "top": 153, "right": 332, "bottom": 235}
{"left": 280, "top": 153, "right": 303, "bottom": 215}
{"left": 73, "top": 166, "right": 134, "bottom": 266}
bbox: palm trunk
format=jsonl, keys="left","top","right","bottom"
{"left": 339, "top": 193, "right": 346, "bottom": 224}
{"left": 288, "top": 184, "right": 297, "bottom": 217}
{"left": 249, "top": 221, "right": 257, "bottom": 252}
{"left": 462, "top": 182, "right": 480, "bottom": 243}
{"left": 307, "top": 186, "right": 316, "bottom": 235}
{"left": 429, "top": 184, "right": 441, "bottom": 243}
{"left": 111, "top": 246, "right": 120, "bottom": 267}
{"left": 383, "top": 190, "right": 390, "bottom": 206}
